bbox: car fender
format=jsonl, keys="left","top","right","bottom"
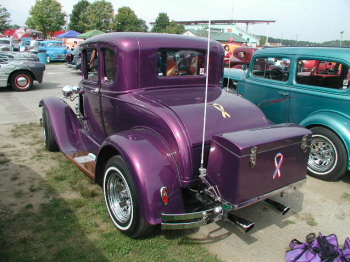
{"left": 300, "top": 110, "right": 350, "bottom": 169}
{"left": 39, "top": 97, "right": 84, "bottom": 154}
{"left": 96, "top": 128, "right": 185, "bottom": 225}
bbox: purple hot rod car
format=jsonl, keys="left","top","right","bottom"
{"left": 40, "top": 32, "right": 311, "bottom": 238}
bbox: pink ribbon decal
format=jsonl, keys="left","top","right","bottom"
{"left": 273, "top": 153, "right": 284, "bottom": 179}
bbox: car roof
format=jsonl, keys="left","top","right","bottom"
{"left": 254, "top": 47, "right": 350, "bottom": 61}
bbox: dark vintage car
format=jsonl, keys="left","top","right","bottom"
{"left": 0, "top": 51, "right": 45, "bottom": 91}
{"left": 40, "top": 33, "right": 311, "bottom": 238}
{"left": 237, "top": 47, "right": 350, "bottom": 181}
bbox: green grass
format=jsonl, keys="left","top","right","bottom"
{"left": 0, "top": 124, "right": 220, "bottom": 262}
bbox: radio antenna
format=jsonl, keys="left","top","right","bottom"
{"left": 200, "top": 0, "right": 213, "bottom": 169}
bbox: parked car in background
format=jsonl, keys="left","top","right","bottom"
{"left": 223, "top": 47, "right": 258, "bottom": 90}
{"left": 66, "top": 45, "right": 81, "bottom": 70}
{"left": 0, "top": 51, "right": 45, "bottom": 91}
{"left": 237, "top": 47, "right": 350, "bottom": 181}
{"left": 0, "top": 38, "right": 14, "bottom": 51}
{"left": 37, "top": 40, "right": 71, "bottom": 63}
{"left": 40, "top": 32, "right": 311, "bottom": 238}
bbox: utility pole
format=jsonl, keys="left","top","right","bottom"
{"left": 340, "top": 31, "right": 344, "bottom": 46}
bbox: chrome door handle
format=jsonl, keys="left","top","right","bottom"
{"left": 278, "top": 92, "right": 289, "bottom": 96}
{"left": 91, "top": 88, "right": 100, "bottom": 94}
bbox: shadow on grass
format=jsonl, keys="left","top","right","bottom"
{"left": 0, "top": 154, "right": 109, "bottom": 262}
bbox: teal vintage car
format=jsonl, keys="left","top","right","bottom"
{"left": 237, "top": 47, "right": 350, "bottom": 181}
{"left": 38, "top": 40, "right": 71, "bottom": 63}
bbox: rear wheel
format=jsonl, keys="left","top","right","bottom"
{"left": 308, "top": 127, "right": 347, "bottom": 181}
{"left": 103, "top": 156, "right": 155, "bottom": 238}
{"left": 42, "top": 107, "right": 59, "bottom": 152}
{"left": 10, "top": 71, "right": 33, "bottom": 91}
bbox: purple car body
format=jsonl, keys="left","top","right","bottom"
{"left": 40, "top": 32, "right": 311, "bottom": 238}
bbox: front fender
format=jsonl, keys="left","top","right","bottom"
{"left": 39, "top": 97, "right": 84, "bottom": 154}
{"left": 300, "top": 110, "right": 350, "bottom": 170}
{"left": 96, "top": 128, "right": 185, "bottom": 225}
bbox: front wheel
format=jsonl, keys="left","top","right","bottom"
{"left": 42, "top": 107, "right": 59, "bottom": 152}
{"left": 307, "top": 127, "right": 347, "bottom": 181}
{"left": 10, "top": 71, "right": 33, "bottom": 91}
{"left": 103, "top": 156, "right": 155, "bottom": 238}
{"left": 46, "top": 55, "right": 51, "bottom": 63}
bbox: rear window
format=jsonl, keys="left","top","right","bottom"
{"left": 157, "top": 49, "right": 205, "bottom": 77}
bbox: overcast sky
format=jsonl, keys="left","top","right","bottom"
{"left": 2, "top": 0, "right": 350, "bottom": 43}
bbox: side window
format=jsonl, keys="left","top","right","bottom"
{"left": 102, "top": 48, "right": 116, "bottom": 83}
{"left": 296, "top": 59, "right": 349, "bottom": 89}
{"left": 252, "top": 57, "right": 290, "bottom": 82}
{"left": 83, "top": 48, "right": 99, "bottom": 82}
{"left": 157, "top": 49, "right": 205, "bottom": 77}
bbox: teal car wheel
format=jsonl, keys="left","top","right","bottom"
{"left": 308, "top": 127, "right": 347, "bottom": 181}
{"left": 46, "top": 55, "right": 51, "bottom": 63}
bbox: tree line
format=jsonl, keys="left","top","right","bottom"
{"left": 0, "top": 1, "right": 348, "bottom": 46}
{"left": 262, "top": 36, "right": 350, "bottom": 47}
{"left": 0, "top": 0, "right": 185, "bottom": 37}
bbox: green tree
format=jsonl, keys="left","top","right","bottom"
{"left": 26, "top": 0, "right": 65, "bottom": 37}
{"left": 81, "top": 0, "right": 114, "bottom": 32}
{"left": 151, "top": 12, "right": 184, "bottom": 34}
{"left": 0, "top": 5, "right": 12, "bottom": 32}
{"left": 114, "top": 7, "right": 148, "bottom": 32}
{"left": 259, "top": 36, "right": 266, "bottom": 46}
{"left": 151, "top": 12, "right": 170, "bottom": 33}
{"left": 164, "top": 21, "right": 184, "bottom": 34}
{"left": 68, "top": 0, "right": 90, "bottom": 33}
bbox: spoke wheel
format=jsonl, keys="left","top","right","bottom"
{"left": 104, "top": 156, "right": 155, "bottom": 238}
{"left": 308, "top": 127, "right": 347, "bottom": 181}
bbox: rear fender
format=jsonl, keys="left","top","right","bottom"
{"left": 96, "top": 129, "right": 185, "bottom": 225}
{"left": 39, "top": 97, "right": 84, "bottom": 154}
{"left": 300, "top": 111, "right": 350, "bottom": 170}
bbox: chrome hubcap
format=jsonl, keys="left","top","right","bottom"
{"left": 106, "top": 169, "right": 132, "bottom": 223}
{"left": 308, "top": 135, "right": 336, "bottom": 174}
{"left": 16, "top": 76, "right": 29, "bottom": 88}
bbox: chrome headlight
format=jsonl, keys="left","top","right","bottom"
{"left": 62, "top": 85, "right": 73, "bottom": 97}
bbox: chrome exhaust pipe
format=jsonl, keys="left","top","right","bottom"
{"left": 264, "top": 198, "right": 290, "bottom": 215}
{"left": 227, "top": 213, "right": 254, "bottom": 233}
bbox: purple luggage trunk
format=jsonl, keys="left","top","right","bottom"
{"left": 207, "top": 124, "right": 311, "bottom": 207}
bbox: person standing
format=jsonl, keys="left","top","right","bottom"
{"left": 19, "top": 40, "right": 26, "bottom": 52}
{"left": 28, "top": 36, "right": 38, "bottom": 52}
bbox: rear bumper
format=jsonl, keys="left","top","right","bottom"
{"left": 161, "top": 178, "right": 306, "bottom": 230}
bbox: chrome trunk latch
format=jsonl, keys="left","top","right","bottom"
{"left": 301, "top": 135, "right": 309, "bottom": 153}
{"left": 250, "top": 146, "right": 257, "bottom": 168}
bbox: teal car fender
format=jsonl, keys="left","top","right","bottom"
{"left": 300, "top": 110, "right": 350, "bottom": 170}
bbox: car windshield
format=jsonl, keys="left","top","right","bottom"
{"left": 47, "top": 42, "right": 64, "bottom": 47}
{"left": 0, "top": 40, "right": 11, "bottom": 44}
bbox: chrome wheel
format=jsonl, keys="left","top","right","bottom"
{"left": 105, "top": 166, "right": 133, "bottom": 226}
{"left": 307, "top": 127, "right": 347, "bottom": 181}
{"left": 10, "top": 71, "right": 33, "bottom": 91}
{"left": 308, "top": 134, "right": 336, "bottom": 174}
{"left": 103, "top": 156, "right": 155, "bottom": 238}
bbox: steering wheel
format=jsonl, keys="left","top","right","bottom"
{"left": 270, "top": 68, "right": 283, "bottom": 80}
